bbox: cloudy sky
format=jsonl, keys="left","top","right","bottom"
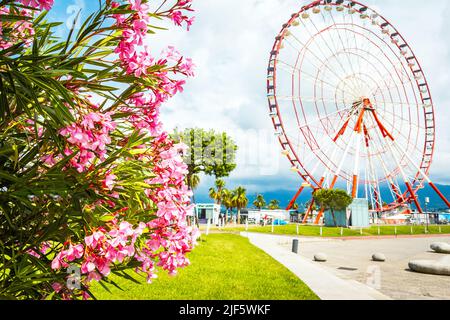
{"left": 53, "top": 0, "right": 450, "bottom": 198}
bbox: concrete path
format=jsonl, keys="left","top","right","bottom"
{"left": 242, "top": 232, "right": 391, "bottom": 300}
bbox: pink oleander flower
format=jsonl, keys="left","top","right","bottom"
{"left": 51, "top": 282, "right": 63, "bottom": 293}
{"left": 102, "top": 173, "right": 117, "bottom": 191}
{"left": 41, "top": 154, "right": 57, "bottom": 166}
{"left": 179, "top": 57, "right": 195, "bottom": 77}
{"left": 59, "top": 111, "right": 116, "bottom": 172}
{"left": 19, "top": 0, "right": 54, "bottom": 11}
{"left": 163, "top": 46, "right": 181, "bottom": 61}
{"left": 51, "top": 244, "right": 84, "bottom": 270}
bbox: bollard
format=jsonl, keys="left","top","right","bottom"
{"left": 206, "top": 218, "right": 211, "bottom": 236}
{"left": 296, "top": 224, "right": 299, "bottom": 235}
{"left": 292, "top": 239, "right": 299, "bottom": 254}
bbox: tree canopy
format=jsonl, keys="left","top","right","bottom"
{"left": 172, "top": 128, "right": 238, "bottom": 190}
{"left": 209, "top": 179, "right": 227, "bottom": 205}
{"left": 253, "top": 194, "right": 266, "bottom": 210}
{"left": 232, "top": 187, "right": 248, "bottom": 223}
{"left": 268, "top": 199, "right": 281, "bottom": 210}
{"left": 313, "top": 189, "right": 353, "bottom": 226}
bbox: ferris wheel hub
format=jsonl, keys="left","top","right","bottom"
{"left": 363, "top": 98, "right": 372, "bottom": 107}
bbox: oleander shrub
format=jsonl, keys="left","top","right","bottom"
{"left": 0, "top": 0, "right": 199, "bottom": 300}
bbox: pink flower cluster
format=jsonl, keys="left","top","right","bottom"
{"left": 169, "top": 0, "right": 195, "bottom": 31}
{"left": 51, "top": 244, "right": 84, "bottom": 270}
{"left": 0, "top": 0, "right": 53, "bottom": 51}
{"left": 19, "top": 0, "right": 54, "bottom": 11}
{"left": 0, "top": 7, "right": 34, "bottom": 50}
{"left": 137, "top": 135, "right": 198, "bottom": 280}
{"left": 112, "top": 1, "right": 195, "bottom": 80}
{"left": 59, "top": 112, "right": 117, "bottom": 173}
{"left": 51, "top": 222, "right": 145, "bottom": 282}
{"left": 26, "top": 242, "right": 51, "bottom": 258}
{"left": 81, "top": 221, "right": 147, "bottom": 280}
{"left": 50, "top": 137, "right": 199, "bottom": 286}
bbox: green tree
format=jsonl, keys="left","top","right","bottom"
{"left": 189, "top": 174, "right": 201, "bottom": 203}
{"left": 253, "top": 194, "right": 266, "bottom": 210}
{"left": 172, "top": 128, "right": 238, "bottom": 198}
{"left": 222, "top": 189, "right": 234, "bottom": 223}
{"left": 268, "top": 199, "right": 281, "bottom": 210}
{"left": 305, "top": 200, "right": 317, "bottom": 212}
{"left": 204, "top": 132, "right": 238, "bottom": 178}
{"left": 209, "top": 179, "right": 226, "bottom": 205}
{"left": 232, "top": 187, "right": 248, "bottom": 224}
{"left": 313, "top": 189, "right": 353, "bottom": 227}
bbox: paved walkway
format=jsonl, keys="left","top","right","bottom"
{"left": 242, "top": 232, "right": 390, "bottom": 300}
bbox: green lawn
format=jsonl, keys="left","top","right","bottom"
{"left": 91, "top": 234, "right": 319, "bottom": 300}
{"left": 220, "top": 224, "right": 450, "bottom": 237}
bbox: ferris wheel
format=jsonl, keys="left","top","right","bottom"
{"left": 267, "top": 0, "right": 450, "bottom": 224}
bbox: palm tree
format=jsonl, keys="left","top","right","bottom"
{"left": 268, "top": 199, "right": 281, "bottom": 210}
{"left": 253, "top": 194, "right": 266, "bottom": 210}
{"left": 188, "top": 173, "right": 201, "bottom": 203}
{"left": 232, "top": 187, "right": 248, "bottom": 225}
{"left": 222, "top": 189, "right": 233, "bottom": 224}
{"left": 190, "top": 174, "right": 201, "bottom": 190}
{"left": 209, "top": 179, "right": 226, "bottom": 205}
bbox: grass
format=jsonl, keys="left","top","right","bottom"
{"left": 91, "top": 233, "right": 319, "bottom": 300}
{"left": 214, "top": 224, "right": 450, "bottom": 237}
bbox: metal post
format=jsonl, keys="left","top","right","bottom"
{"left": 292, "top": 239, "right": 299, "bottom": 254}
{"left": 206, "top": 218, "right": 211, "bottom": 236}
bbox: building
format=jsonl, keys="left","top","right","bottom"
{"left": 245, "top": 209, "right": 291, "bottom": 224}
{"left": 324, "top": 199, "right": 370, "bottom": 228}
{"left": 194, "top": 204, "right": 221, "bottom": 225}
{"left": 438, "top": 213, "right": 450, "bottom": 224}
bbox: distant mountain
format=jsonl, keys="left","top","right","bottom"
{"left": 194, "top": 183, "right": 450, "bottom": 211}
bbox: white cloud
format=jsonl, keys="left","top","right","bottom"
{"left": 150, "top": 0, "right": 450, "bottom": 192}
